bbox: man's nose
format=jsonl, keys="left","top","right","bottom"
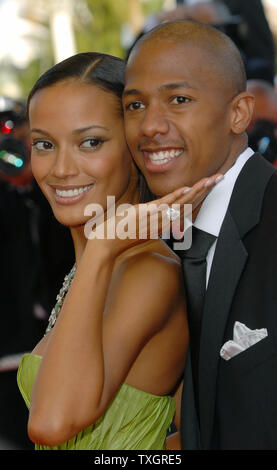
{"left": 139, "top": 104, "right": 169, "bottom": 138}
{"left": 50, "top": 146, "right": 79, "bottom": 179}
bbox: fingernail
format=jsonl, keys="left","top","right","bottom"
{"left": 204, "top": 178, "right": 214, "bottom": 187}
{"left": 215, "top": 175, "right": 224, "bottom": 183}
{"left": 183, "top": 187, "right": 192, "bottom": 194}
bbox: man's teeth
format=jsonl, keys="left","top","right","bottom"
{"left": 56, "top": 184, "right": 93, "bottom": 198}
{"left": 147, "top": 149, "right": 182, "bottom": 165}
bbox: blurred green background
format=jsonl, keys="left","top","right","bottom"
{"left": 0, "top": 0, "right": 169, "bottom": 99}
{"left": 0, "top": 0, "right": 276, "bottom": 100}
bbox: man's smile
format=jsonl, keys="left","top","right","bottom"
{"left": 141, "top": 147, "right": 184, "bottom": 172}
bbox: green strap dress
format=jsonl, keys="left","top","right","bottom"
{"left": 17, "top": 353, "right": 175, "bottom": 450}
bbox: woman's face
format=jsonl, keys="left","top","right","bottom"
{"left": 29, "top": 80, "right": 133, "bottom": 228}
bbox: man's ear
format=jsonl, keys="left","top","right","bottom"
{"left": 230, "top": 91, "right": 255, "bottom": 134}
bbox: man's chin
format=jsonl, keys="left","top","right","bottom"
{"left": 148, "top": 182, "right": 186, "bottom": 198}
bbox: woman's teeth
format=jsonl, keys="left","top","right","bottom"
{"left": 147, "top": 149, "right": 182, "bottom": 165}
{"left": 55, "top": 184, "right": 93, "bottom": 198}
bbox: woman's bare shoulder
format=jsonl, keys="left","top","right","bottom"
{"left": 110, "top": 239, "right": 183, "bottom": 313}
{"left": 116, "top": 238, "right": 181, "bottom": 269}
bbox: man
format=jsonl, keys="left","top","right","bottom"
{"left": 123, "top": 20, "right": 277, "bottom": 449}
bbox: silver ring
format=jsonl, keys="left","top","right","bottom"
{"left": 165, "top": 207, "right": 181, "bottom": 222}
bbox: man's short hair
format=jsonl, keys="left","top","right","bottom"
{"left": 128, "top": 20, "right": 247, "bottom": 96}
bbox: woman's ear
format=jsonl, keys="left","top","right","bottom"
{"left": 231, "top": 91, "right": 255, "bottom": 135}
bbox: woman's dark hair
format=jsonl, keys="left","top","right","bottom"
{"left": 27, "top": 52, "right": 126, "bottom": 115}
{"left": 27, "top": 51, "right": 153, "bottom": 202}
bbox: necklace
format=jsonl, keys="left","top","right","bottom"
{"left": 45, "top": 264, "right": 76, "bottom": 334}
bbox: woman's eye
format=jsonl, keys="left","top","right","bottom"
{"left": 126, "top": 101, "right": 145, "bottom": 111}
{"left": 171, "top": 96, "right": 191, "bottom": 105}
{"left": 80, "top": 138, "right": 104, "bottom": 149}
{"left": 32, "top": 140, "right": 53, "bottom": 151}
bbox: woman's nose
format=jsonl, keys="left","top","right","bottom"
{"left": 50, "top": 147, "right": 79, "bottom": 179}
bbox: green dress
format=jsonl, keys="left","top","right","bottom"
{"left": 17, "top": 353, "right": 175, "bottom": 450}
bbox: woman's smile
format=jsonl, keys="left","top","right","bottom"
{"left": 50, "top": 183, "right": 94, "bottom": 206}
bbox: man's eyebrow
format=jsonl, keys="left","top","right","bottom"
{"left": 122, "top": 88, "right": 141, "bottom": 97}
{"left": 158, "top": 82, "right": 198, "bottom": 92}
{"left": 31, "top": 125, "right": 110, "bottom": 135}
{"left": 123, "top": 82, "right": 197, "bottom": 97}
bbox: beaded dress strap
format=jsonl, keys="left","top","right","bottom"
{"left": 45, "top": 264, "right": 76, "bottom": 334}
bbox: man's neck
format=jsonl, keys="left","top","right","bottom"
{"left": 192, "top": 139, "right": 249, "bottom": 222}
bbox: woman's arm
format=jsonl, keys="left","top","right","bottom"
{"left": 166, "top": 432, "right": 182, "bottom": 450}
{"left": 28, "top": 242, "right": 183, "bottom": 446}
{"left": 166, "top": 380, "right": 183, "bottom": 450}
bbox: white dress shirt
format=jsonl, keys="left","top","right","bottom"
{"left": 194, "top": 147, "right": 254, "bottom": 286}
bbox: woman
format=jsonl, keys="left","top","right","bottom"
{"left": 17, "top": 52, "right": 222, "bottom": 450}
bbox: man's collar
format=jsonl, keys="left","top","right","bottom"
{"left": 194, "top": 147, "right": 254, "bottom": 236}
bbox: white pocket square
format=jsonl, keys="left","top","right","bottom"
{"left": 220, "top": 321, "right": 268, "bottom": 361}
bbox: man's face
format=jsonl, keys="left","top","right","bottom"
{"left": 123, "top": 40, "right": 236, "bottom": 196}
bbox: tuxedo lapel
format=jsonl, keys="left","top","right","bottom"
{"left": 198, "top": 153, "right": 276, "bottom": 449}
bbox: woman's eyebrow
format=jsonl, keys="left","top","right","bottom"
{"left": 30, "top": 128, "right": 51, "bottom": 135}
{"left": 30, "top": 125, "right": 110, "bottom": 136}
{"left": 72, "top": 125, "right": 110, "bottom": 134}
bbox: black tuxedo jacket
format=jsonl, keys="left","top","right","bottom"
{"left": 180, "top": 153, "right": 277, "bottom": 449}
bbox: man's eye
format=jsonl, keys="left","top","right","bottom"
{"left": 32, "top": 140, "right": 53, "bottom": 150}
{"left": 126, "top": 101, "right": 145, "bottom": 111}
{"left": 80, "top": 138, "right": 105, "bottom": 149}
{"left": 171, "top": 96, "right": 191, "bottom": 104}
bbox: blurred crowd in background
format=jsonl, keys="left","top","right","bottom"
{"left": 0, "top": 0, "right": 276, "bottom": 450}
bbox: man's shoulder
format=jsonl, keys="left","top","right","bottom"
{"left": 241, "top": 152, "right": 277, "bottom": 181}
{"left": 265, "top": 168, "right": 277, "bottom": 185}
{"left": 261, "top": 170, "right": 277, "bottom": 211}
{"left": 247, "top": 161, "right": 277, "bottom": 234}
{"left": 231, "top": 153, "right": 276, "bottom": 206}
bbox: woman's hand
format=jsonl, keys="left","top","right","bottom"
{"left": 85, "top": 173, "right": 223, "bottom": 258}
